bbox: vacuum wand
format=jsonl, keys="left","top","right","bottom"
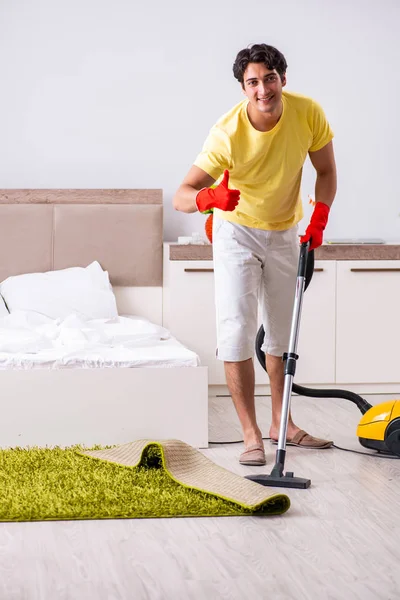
{"left": 246, "top": 241, "right": 312, "bottom": 489}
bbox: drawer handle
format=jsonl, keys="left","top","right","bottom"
{"left": 350, "top": 268, "right": 400, "bottom": 272}
{"left": 314, "top": 268, "right": 324, "bottom": 272}
{"left": 184, "top": 268, "right": 214, "bottom": 273}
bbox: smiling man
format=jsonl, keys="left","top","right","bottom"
{"left": 173, "top": 43, "right": 337, "bottom": 466}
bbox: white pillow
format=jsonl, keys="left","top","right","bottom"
{"left": 0, "top": 295, "right": 9, "bottom": 316}
{"left": 0, "top": 261, "right": 118, "bottom": 320}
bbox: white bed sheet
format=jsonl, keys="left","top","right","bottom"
{"left": 0, "top": 311, "right": 200, "bottom": 369}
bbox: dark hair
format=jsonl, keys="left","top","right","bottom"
{"left": 233, "top": 44, "right": 287, "bottom": 85}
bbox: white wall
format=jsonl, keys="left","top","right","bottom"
{"left": 0, "top": 0, "right": 399, "bottom": 242}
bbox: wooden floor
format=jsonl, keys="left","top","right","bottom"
{"left": 1, "top": 394, "right": 400, "bottom": 600}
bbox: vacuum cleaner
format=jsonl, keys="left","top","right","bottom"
{"left": 245, "top": 240, "right": 400, "bottom": 490}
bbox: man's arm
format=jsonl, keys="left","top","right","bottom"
{"left": 300, "top": 141, "right": 337, "bottom": 250}
{"left": 173, "top": 166, "right": 216, "bottom": 213}
{"left": 308, "top": 140, "right": 337, "bottom": 207}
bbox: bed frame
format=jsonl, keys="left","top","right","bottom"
{"left": 0, "top": 190, "right": 208, "bottom": 448}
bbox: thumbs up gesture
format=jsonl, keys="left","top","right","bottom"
{"left": 196, "top": 170, "right": 240, "bottom": 213}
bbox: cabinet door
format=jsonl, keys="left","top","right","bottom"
{"left": 164, "top": 254, "right": 336, "bottom": 387}
{"left": 254, "top": 261, "right": 336, "bottom": 384}
{"left": 163, "top": 259, "right": 226, "bottom": 385}
{"left": 252, "top": 262, "right": 335, "bottom": 385}
{"left": 164, "top": 260, "right": 272, "bottom": 386}
{"left": 294, "top": 261, "right": 336, "bottom": 384}
{"left": 336, "top": 261, "right": 400, "bottom": 383}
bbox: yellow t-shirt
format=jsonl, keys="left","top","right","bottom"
{"left": 194, "top": 91, "right": 334, "bottom": 230}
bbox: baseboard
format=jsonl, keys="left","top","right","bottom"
{"left": 209, "top": 383, "right": 400, "bottom": 397}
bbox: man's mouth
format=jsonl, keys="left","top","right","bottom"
{"left": 258, "top": 95, "right": 274, "bottom": 102}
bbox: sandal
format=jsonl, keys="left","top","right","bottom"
{"left": 271, "top": 430, "right": 333, "bottom": 449}
{"left": 239, "top": 443, "right": 266, "bottom": 466}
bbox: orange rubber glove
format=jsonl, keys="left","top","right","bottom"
{"left": 300, "top": 202, "right": 330, "bottom": 251}
{"left": 196, "top": 170, "right": 240, "bottom": 213}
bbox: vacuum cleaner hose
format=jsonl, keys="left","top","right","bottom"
{"left": 291, "top": 384, "right": 372, "bottom": 415}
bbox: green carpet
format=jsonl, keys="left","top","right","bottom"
{"left": 0, "top": 441, "right": 290, "bottom": 522}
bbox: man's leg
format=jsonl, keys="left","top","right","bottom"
{"left": 266, "top": 352, "right": 333, "bottom": 447}
{"left": 224, "top": 358, "right": 262, "bottom": 448}
{"left": 212, "top": 218, "right": 263, "bottom": 453}
{"left": 265, "top": 353, "right": 301, "bottom": 441}
{"left": 259, "top": 227, "right": 303, "bottom": 442}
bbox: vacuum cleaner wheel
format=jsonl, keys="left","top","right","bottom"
{"left": 385, "top": 418, "right": 400, "bottom": 457}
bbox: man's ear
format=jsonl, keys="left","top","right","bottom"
{"left": 281, "top": 73, "right": 287, "bottom": 87}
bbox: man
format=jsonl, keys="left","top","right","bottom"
{"left": 173, "top": 43, "right": 337, "bottom": 466}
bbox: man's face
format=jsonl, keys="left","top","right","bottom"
{"left": 242, "top": 63, "right": 286, "bottom": 115}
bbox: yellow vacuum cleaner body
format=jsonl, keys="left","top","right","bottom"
{"left": 357, "top": 400, "right": 400, "bottom": 455}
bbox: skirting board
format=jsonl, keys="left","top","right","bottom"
{"left": 209, "top": 383, "right": 400, "bottom": 397}
{"left": 0, "top": 367, "right": 208, "bottom": 449}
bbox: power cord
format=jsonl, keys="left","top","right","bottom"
{"left": 331, "top": 443, "right": 400, "bottom": 459}
{"left": 209, "top": 437, "right": 271, "bottom": 445}
{"left": 209, "top": 438, "right": 400, "bottom": 459}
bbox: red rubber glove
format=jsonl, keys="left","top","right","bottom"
{"left": 300, "top": 202, "right": 330, "bottom": 251}
{"left": 196, "top": 170, "right": 240, "bottom": 213}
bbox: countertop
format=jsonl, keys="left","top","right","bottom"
{"left": 168, "top": 243, "right": 400, "bottom": 261}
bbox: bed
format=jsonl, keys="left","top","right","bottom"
{"left": 0, "top": 189, "right": 208, "bottom": 448}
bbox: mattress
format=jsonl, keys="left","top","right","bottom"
{"left": 0, "top": 312, "right": 200, "bottom": 369}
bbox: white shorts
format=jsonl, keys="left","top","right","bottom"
{"left": 212, "top": 216, "right": 299, "bottom": 361}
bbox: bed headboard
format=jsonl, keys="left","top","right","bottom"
{"left": 0, "top": 189, "right": 164, "bottom": 324}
